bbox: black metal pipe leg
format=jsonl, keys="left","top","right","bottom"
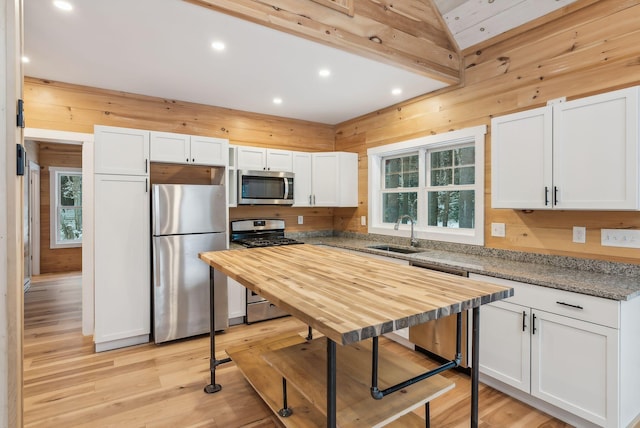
{"left": 471, "top": 307, "right": 480, "bottom": 427}
{"left": 205, "top": 266, "right": 229, "bottom": 393}
{"left": 327, "top": 338, "right": 337, "bottom": 428}
{"left": 204, "top": 267, "right": 221, "bottom": 393}
{"left": 425, "top": 402, "right": 430, "bottom": 428}
{"left": 278, "top": 378, "right": 293, "bottom": 417}
{"left": 306, "top": 326, "right": 313, "bottom": 341}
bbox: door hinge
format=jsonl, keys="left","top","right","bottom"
{"left": 17, "top": 99, "right": 25, "bottom": 128}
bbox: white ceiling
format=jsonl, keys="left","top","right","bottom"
{"left": 24, "top": 0, "right": 578, "bottom": 125}
{"left": 24, "top": 0, "right": 448, "bottom": 125}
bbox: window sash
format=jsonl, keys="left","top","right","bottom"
{"left": 50, "top": 167, "right": 83, "bottom": 248}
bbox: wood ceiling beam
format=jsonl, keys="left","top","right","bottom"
{"left": 184, "top": 0, "right": 461, "bottom": 85}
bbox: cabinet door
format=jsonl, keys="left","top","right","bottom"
{"left": 292, "top": 151, "right": 312, "bottom": 206}
{"left": 227, "top": 277, "right": 247, "bottom": 320}
{"left": 95, "top": 126, "right": 149, "bottom": 175}
{"left": 149, "top": 131, "right": 190, "bottom": 164}
{"left": 266, "top": 149, "right": 293, "bottom": 171}
{"left": 312, "top": 153, "right": 339, "bottom": 206}
{"left": 479, "top": 301, "right": 531, "bottom": 392}
{"left": 491, "top": 106, "right": 553, "bottom": 209}
{"left": 190, "top": 136, "right": 228, "bottom": 166}
{"left": 553, "top": 87, "right": 639, "bottom": 210}
{"left": 531, "top": 309, "right": 618, "bottom": 427}
{"left": 237, "top": 146, "right": 267, "bottom": 170}
{"left": 94, "top": 174, "right": 150, "bottom": 349}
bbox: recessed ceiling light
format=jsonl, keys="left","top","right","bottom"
{"left": 21, "top": 56, "right": 30, "bottom": 63}
{"left": 53, "top": 1, "right": 73, "bottom": 11}
{"left": 273, "top": 97, "right": 283, "bottom": 105}
{"left": 318, "top": 68, "right": 331, "bottom": 78}
{"left": 211, "top": 41, "right": 226, "bottom": 51}
{"left": 391, "top": 88, "right": 403, "bottom": 96}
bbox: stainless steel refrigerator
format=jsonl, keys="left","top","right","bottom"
{"left": 152, "top": 184, "right": 228, "bottom": 344}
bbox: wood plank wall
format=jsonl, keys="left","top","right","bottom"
{"left": 23, "top": 78, "right": 337, "bottom": 235}
{"left": 37, "top": 142, "right": 83, "bottom": 273}
{"left": 23, "top": 0, "right": 640, "bottom": 264}
{"left": 334, "top": 0, "right": 640, "bottom": 264}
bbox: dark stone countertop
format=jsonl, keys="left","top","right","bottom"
{"left": 296, "top": 236, "right": 640, "bottom": 302}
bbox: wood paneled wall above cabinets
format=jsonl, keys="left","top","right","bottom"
{"left": 23, "top": 77, "right": 337, "bottom": 234}
{"left": 335, "top": 0, "right": 640, "bottom": 264}
{"left": 23, "top": 78, "right": 335, "bottom": 153}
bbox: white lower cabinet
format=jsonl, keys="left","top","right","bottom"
{"left": 531, "top": 309, "right": 617, "bottom": 425}
{"left": 478, "top": 300, "right": 531, "bottom": 391}
{"left": 227, "top": 276, "right": 246, "bottom": 324}
{"left": 473, "top": 273, "right": 640, "bottom": 428}
{"left": 94, "top": 174, "right": 150, "bottom": 352}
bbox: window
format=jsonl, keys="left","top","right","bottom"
{"left": 382, "top": 154, "right": 418, "bottom": 223}
{"left": 367, "top": 126, "right": 486, "bottom": 245}
{"left": 50, "top": 167, "right": 82, "bottom": 248}
{"left": 427, "top": 145, "right": 475, "bottom": 228}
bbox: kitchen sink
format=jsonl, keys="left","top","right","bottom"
{"left": 367, "top": 245, "right": 424, "bottom": 254}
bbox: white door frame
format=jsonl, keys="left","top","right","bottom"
{"left": 24, "top": 128, "right": 95, "bottom": 336}
{"left": 28, "top": 160, "right": 40, "bottom": 276}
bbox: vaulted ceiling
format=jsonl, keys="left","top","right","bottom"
{"left": 23, "top": 0, "right": 579, "bottom": 125}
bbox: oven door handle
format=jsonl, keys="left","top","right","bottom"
{"left": 283, "top": 177, "right": 289, "bottom": 200}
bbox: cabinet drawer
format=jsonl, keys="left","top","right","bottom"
{"left": 470, "top": 274, "right": 619, "bottom": 329}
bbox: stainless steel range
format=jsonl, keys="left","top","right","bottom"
{"left": 230, "top": 219, "right": 303, "bottom": 323}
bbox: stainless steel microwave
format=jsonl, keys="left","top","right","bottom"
{"left": 237, "top": 170, "right": 294, "bottom": 205}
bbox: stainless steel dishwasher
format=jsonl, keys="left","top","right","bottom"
{"left": 408, "top": 260, "right": 471, "bottom": 370}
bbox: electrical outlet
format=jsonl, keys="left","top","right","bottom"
{"left": 360, "top": 216, "right": 366, "bottom": 226}
{"left": 601, "top": 229, "right": 640, "bottom": 248}
{"left": 297, "top": 215, "right": 303, "bottom": 225}
{"left": 573, "top": 226, "right": 586, "bottom": 244}
{"left": 491, "top": 223, "right": 506, "bottom": 237}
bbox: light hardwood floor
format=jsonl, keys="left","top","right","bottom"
{"left": 24, "top": 272, "right": 573, "bottom": 427}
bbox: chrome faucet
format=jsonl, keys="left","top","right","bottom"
{"left": 394, "top": 215, "right": 418, "bottom": 247}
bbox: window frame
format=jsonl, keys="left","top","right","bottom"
{"left": 367, "top": 126, "right": 486, "bottom": 245}
{"left": 49, "top": 166, "right": 83, "bottom": 249}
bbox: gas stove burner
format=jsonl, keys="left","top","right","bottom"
{"left": 238, "top": 237, "right": 303, "bottom": 248}
{"left": 231, "top": 219, "right": 303, "bottom": 248}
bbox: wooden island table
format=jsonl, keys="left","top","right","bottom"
{"left": 199, "top": 244, "right": 513, "bottom": 427}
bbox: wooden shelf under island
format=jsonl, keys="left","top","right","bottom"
{"left": 200, "top": 244, "right": 513, "bottom": 428}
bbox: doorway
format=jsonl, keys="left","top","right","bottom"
{"left": 23, "top": 128, "right": 94, "bottom": 335}
{"left": 24, "top": 159, "right": 41, "bottom": 292}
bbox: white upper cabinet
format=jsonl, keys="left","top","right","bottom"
{"left": 492, "top": 86, "right": 639, "bottom": 210}
{"left": 237, "top": 146, "right": 293, "bottom": 171}
{"left": 294, "top": 151, "right": 358, "bottom": 207}
{"left": 491, "top": 106, "right": 552, "bottom": 209}
{"left": 292, "top": 151, "right": 312, "bottom": 206}
{"left": 553, "top": 88, "right": 638, "bottom": 210}
{"left": 150, "top": 131, "right": 228, "bottom": 166}
{"left": 94, "top": 126, "right": 149, "bottom": 176}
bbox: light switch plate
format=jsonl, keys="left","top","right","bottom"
{"left": 491, "top": 223, "right": 506, "bottom": 237}
{"left": 601, "top": 229, "right": 640, "bottom": 248}
{"left": 360, "top": 216, "right": 366, "bottom": 226}
{"left": 297, "top": 215, "right": 303, "bottom": 225}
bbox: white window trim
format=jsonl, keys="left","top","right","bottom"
{"left": 367, "top": 125, "right": 486, "bottom": 245}
{"left": 49, "top": 166, "right": 83, "bottom": 249}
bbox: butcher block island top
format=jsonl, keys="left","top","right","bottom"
{"left": 199, "top": 244, "right": 513, "bottom": 345}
